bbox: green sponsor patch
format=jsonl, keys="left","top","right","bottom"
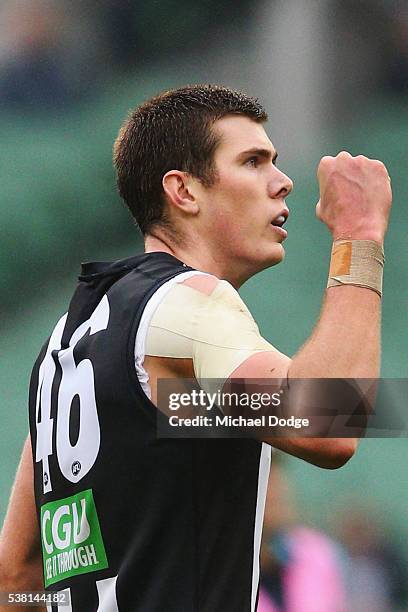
{"left": 40, "top": 489, "right": 108, "bottom": 587}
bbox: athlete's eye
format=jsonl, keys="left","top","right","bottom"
{"left": 245, "top": 156, "right": 258, "bottom": 167}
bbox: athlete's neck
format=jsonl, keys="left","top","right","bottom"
{"left": 144, "top": 234, "right": 246, "bottom": 289}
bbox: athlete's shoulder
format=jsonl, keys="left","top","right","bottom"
{"left": 178, "top": 273, "right": 252, "bottom": 316}
{"left": 180, "top": 273, "right": 219, "bottom": 295}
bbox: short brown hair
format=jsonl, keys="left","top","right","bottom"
{"left": 113, "top": 84, "right": 267, "bottom": 234}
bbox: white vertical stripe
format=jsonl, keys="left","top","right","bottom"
{"left": 251, "top": 443, "right": 271, "bottom": 612}
{"left": 96, "top": 575, "right": 119, "bottom": 612}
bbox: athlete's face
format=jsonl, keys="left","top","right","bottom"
{"left": 198, "top": 115, "right": 293, "bottom": 282}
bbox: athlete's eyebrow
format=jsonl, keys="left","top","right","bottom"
{"left": 237, "top": 148, "right": 278, "bottom": 164}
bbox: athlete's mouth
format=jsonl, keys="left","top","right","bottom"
{"left": 271, "top": 209, "right": 289, "bottom": 227}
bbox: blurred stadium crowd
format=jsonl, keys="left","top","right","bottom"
{"left": 259, "top": 457, "right": 408, "bottom": 611}
{"left": 0, "top": 0, "right": 252, "bottom": 112}
{"left": 0, "top": 0, "right": 407, "bottom": 114}
{"left": 1, "top": 1, "right": 408, "bottom": 610}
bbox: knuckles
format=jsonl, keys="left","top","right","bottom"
{"left": 318, "top": 152, "right": 389, "bottom": 180}
{"left": 316, "top": 151, "right": 392, "bottom": 233}
{"left": 337, "top": 150, "right": 352, "bottom": 159}
{"left": 317, "top": 156, "right": 334, "bottom": 175}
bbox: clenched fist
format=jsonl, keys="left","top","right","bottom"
{"left": 316, "top": 151, "right": 392, "bottom": 244}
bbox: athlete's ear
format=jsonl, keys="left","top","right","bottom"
{"left": 162, "top": 171, "right": 200, "bottom": 216}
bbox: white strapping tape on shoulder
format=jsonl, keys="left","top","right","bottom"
{"left": 134, "top": 270, "right": 210, "bottom": 398}
{"left": 145, "top": 278, "right": 278, "bottom": 392}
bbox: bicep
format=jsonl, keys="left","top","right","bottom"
{"left": 224, "top": 353, "right": 358, "bottom": 468}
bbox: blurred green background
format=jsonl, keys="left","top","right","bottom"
{"left": 1, "top": 0, "right": 407, "bottom": 608}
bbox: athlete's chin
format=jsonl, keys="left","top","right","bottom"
{"left": 237, "top": 243, "right": 285, "bottom": 282}
{"left": 238, "top": 245, "right": 285, "bottom": 285}
{"left": 246, "top": 245, "right": 284, "bottom": 279}
{"left": 262, "top": 243, "right": 285, "bottom": 268}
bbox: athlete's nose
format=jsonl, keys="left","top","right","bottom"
{"left": 268, "top": 169, "right": 293, "bottom": 199}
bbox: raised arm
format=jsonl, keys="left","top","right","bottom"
{"left": 230, "top": 152, "right": 391, "bottom": 467}
{"left": 289, "top": 151, "right": 389, "bottom": 378}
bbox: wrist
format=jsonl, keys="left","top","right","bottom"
{"left": 327, "top": 239, "right": 385, "bottom": 297}
{"left": 332, "top": 230, "right": 384, "bottom": 246}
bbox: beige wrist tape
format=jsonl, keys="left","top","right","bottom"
{"left": 327, "top": 239, "right": 385, "bottom": 296}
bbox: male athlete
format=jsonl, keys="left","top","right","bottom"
{"left": 0, "top": 85, "right": 391, "bottom": 611}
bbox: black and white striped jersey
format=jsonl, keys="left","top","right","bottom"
{"left": 29, "top": 252, "right": 271, "bottom": 612}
